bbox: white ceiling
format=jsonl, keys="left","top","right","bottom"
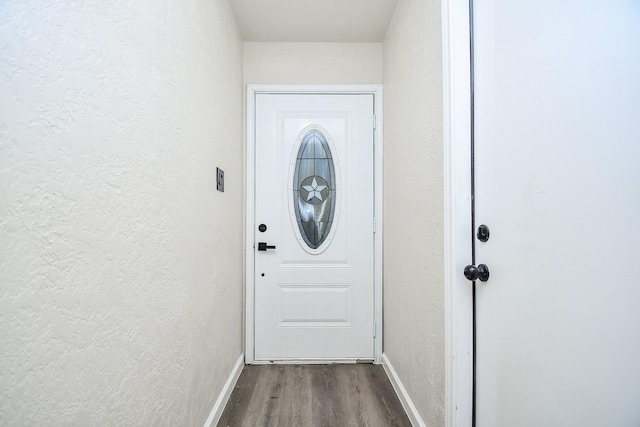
{"left": 228, "top": 0, "right": 399, "bottom": 42}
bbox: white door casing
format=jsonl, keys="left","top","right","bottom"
{"left": 445, "top": 0, "right": 640, "bottom": 425}
{"left": 246, "top": 86, "right": 383, "bottom": 364}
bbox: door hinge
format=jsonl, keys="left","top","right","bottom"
{"left": 373, "top": 114, "right": 376, "bottom": 129}
{"left": 373, "top": 322, "right": 377, "bottom": 338}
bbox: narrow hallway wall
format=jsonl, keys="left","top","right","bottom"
{"left": 383, "top": 0, "right": 445, "bottom": 424}
{"left": 0, "top": 1, "right": 243, "bottom": 425}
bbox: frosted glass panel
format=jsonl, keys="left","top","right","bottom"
{"left": 292, "top": 129, "right": 336, "bottom": 250}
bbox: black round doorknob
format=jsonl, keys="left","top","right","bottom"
{"left": 464, "top": 264, "right": 490, "bottom": 282}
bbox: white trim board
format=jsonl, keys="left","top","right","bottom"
{"left": 382, "top": 353, "right": 426, "bottom": 427}
{"left": 442, "top": 0, "right": 474, "bottom": 425}
{"left": 203, "top": 354, "right": 245, "bottom": 427}
{"left": 245, "top": 85, "right": 384, "bottom": 364}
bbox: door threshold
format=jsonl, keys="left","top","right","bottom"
{"left": 252, "top": 358, "right": 375, "bottom": 365}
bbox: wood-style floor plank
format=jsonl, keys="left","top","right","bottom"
{"left": 217, "top": 364, "right": 411, "bottom": 427}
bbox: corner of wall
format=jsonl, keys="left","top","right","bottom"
{"left": 381, "top": 0, "right": 445, "bottom": 424}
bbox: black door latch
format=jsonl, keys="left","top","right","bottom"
{"left": 463, "top": 264, "right": 490, "bottom": 282}
{"left": 258, "top": 242, "right": 276, "bottom": 251}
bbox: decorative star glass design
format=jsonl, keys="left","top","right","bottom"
{"left": 292, "top": 128, "right": 336, "bottom": 250}
{"left": 301, "top": 176, "right": 329, "bottom": 204}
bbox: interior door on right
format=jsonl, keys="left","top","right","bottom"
{"left": 474, "top": 1, "right": 640, "bottom": 425}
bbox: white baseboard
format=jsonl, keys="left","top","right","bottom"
{"left": 203, "top": 353, "right": 245, "bottom": 427}
{"left": 382, "top": 353, "right": 427, "bottom": 427}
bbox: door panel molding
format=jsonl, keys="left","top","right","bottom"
{"left": 245, "top": 85, "right": 383, "bottom": 364}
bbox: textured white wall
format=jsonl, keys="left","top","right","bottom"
{"left": 243, "top": 42, "right": 383, "bottom": 84}
{"left": 0, "top": 1, "right": 243, "bottom": 425}
{"left": 383, "top": 0, "right": 445, "bottom": 424}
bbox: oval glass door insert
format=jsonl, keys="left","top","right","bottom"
{"left": 291, "top": 126, "right": 338, "bottom": 252}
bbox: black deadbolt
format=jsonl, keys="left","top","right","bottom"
{"left": 477, "top": 224, "right": 490, "bottom": 242}
{"left": 258, "top": 224, "right": 267, "bottom": 232}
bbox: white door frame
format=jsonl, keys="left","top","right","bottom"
{"left": 442, "top": 0, "right": 473, "bottom": 426}
{"left": 245, "top": 85, "right": 384, "bottom": 364}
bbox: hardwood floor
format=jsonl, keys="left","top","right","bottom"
{"left": 217, "top": 364, "right": 411, "bottom": 427}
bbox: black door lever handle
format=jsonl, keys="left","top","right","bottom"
{"left": 258, "top": 242, "right": 276, "bottom": 251}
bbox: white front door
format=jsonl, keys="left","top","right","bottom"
{"left": 252, "top": 92, "right": 375, "bottom": 361}
{"left": 472, "top": 0, "right": 640, "bottom": 425}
